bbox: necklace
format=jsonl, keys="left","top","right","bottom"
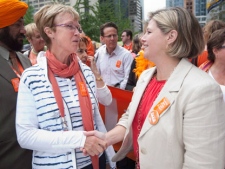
{"left": 31, "top": 48, "right": 38, "bottom": 55}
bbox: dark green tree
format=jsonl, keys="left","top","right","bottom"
{"left": 112, "top": 0, "right": 132, "bottom": 38}
{"left": 23, "top": 1, "right": 35, "bottom": 44}
{"left": 24, "top": 1, "right": 34, "bottom": 26}
{"left": 207, "top": 1, "right": 225, "bottom": 22}
{"left": 74, "top": 0, "right": 131, "bottom": 42}
{"left": 74, "top": 0, "right": 100, "bottom": 41}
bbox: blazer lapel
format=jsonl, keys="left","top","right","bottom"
{"left": 125, "top": 67, "right": 157, "bottom": 135}
{"left": 139, "top": 58, "right": 193, "bottom": 138}
{"left": 139, "top": 88, "right": 175, "bottom": 138}
{"left": 17, "top": 52, "right": 31, "bottom": 69}
{"left": 0, "top": 52, "right": 31, "bottom": 84}
{"left": 0, "top": 54, "right": 17, "bottom": 83}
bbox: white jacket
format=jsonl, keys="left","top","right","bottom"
{"left": 16, "top": 52, "right": 116, "bottom": 169}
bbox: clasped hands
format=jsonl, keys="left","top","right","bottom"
{"left": 81, "top": 130, "right": 107, "bottom": 156}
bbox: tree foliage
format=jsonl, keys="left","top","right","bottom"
{"left": 74, "top": 0, "right": 132, "bottom": 42}
{"left": 23, "top": 0, "right": 132, "bottom": 42}
{"left": 23, "top": 1, "right": 35, "bottom": 44}
{"left": 24, "top": 1, "right": 35, "bottom": 25}
{"left": 207, "top": 1, "right": 225, "bottom": 22}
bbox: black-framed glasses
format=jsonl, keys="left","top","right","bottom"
{"left": 54, "top": 24, "right": 82, "bottom": 33}
{"left": 220, "top": 45, "right": 225, "bottom": 49}
{"left": 103, "top": 34, "right": 118, "bottom": 39}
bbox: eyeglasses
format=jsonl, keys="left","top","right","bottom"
{"left": 54, "top": 24, "right": 82, "bottom": 33}
{"left": 103, "top": 34, "right": 118, "bottom": 39}
{"left": 77, "top": 49, "right": 87, "bottom": 53}
{"left": 220, "top": 46, "right": 225, "bottom": 49}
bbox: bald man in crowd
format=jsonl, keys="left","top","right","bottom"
{"left": 0, "top": 1, "right": 32, "bottom": 168}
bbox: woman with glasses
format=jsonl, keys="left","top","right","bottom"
{"left": 16, "top": 4, "right": 116, "bottom": 169}
{"left": 200, "top": 28, "right": 225, "bottom": 101}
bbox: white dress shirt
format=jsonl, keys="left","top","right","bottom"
{"left": 95, "top": 45, "right": 133, "bottom": 89}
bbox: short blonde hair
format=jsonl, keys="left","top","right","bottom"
{"left": 25, "top": 23, "right": 38, "bottom": 40}
{"left": 34, "top": 3, "right": 79, "bottom": 46}
{"left": 149, "top": 7, "right": 204, "bottom": 59}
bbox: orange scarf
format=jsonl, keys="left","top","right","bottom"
{"left": 46, "top": 50, "right": 98, "bottom": 169}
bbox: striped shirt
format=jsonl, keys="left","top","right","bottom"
{"left": 16, "top": 54, "right": 102, "bottom": 169}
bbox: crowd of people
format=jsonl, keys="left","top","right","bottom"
{"left": 0, "top": 0, "right": 225, "bottom": 169}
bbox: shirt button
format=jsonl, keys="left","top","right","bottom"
{"left": 140, "top": 148, "right": 146, "bottom": 154}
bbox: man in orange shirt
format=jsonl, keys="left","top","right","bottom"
{"left": 121, "top": 29, "right": 133, "bottom": 52}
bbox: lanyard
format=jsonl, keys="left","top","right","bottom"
{"left": 47, "top": 67, "right": 68, "bottom": 131}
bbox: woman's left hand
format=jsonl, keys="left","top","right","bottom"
{"left": 88, "top": 56, "right": 99, "bottom": 76}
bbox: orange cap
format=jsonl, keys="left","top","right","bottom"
{"left": 0, "top": 0, "right": 28, "bottom": 28}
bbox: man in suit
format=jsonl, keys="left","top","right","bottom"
{"left": 0, "top": 0, "right": 32, "bottom": 168}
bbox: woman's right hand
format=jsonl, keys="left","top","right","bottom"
{"left": 81, "top": 130, "right": 107, "bottom": 156}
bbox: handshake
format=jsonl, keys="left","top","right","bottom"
{"left": 81, "top": 125, "right": 125, "bottom": 156}
{"left": 81, "top": 130, "right": 109, "bottom": 156}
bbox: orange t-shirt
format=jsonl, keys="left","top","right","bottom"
{"left": 85, "top": 36, "right": 95, "bottom": 67}
{"left": 197, "top": 50, "right": 208, "bottom": 67}
{"left": 123, "top": 43, "right": 133, "bottom": 52}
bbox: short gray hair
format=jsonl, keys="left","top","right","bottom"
{"left": 34, "top": 3, "right": 79, "bottom": 46}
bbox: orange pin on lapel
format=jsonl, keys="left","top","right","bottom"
{"left": 148, "top": 110, "right": 159, "bottom": 125}
{"left": 148, "top": 97, "right": 170, "bottom": 125}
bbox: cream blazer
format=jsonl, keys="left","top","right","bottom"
{"left": 112, "top": 58, "right": 225, "bottom": 169}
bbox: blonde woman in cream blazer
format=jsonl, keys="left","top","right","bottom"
{"left": 112, "top": 58, "right": 225, "bottom": 169}
{"left": 84, "top": 7, "right": 225, "bottom": 169}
